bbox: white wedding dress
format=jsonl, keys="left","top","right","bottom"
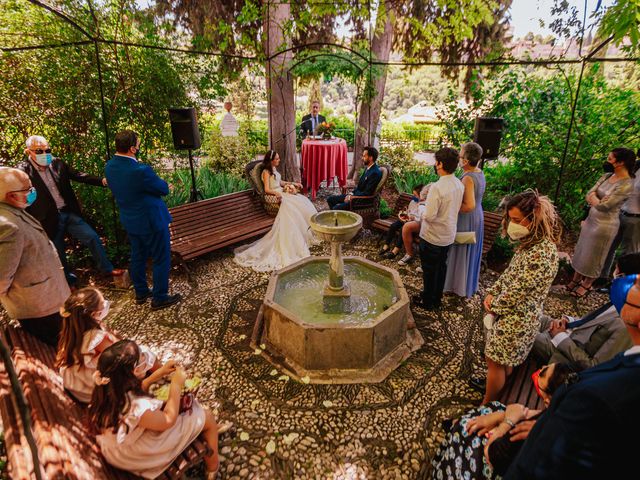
{"left": 234, "top": 169, "right": 318, "bottom": 272}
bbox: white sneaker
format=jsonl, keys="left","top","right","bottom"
{"left": 398, "top": 255, "right": 414, "bottom": 266}
{"left": 416, "top": 266, "right": 423, "bottom": 273}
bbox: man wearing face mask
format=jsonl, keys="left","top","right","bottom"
{"left": 504, "top": 262, "right": 640, "bottom": 480}
{"left": 0, "top": 167, "right": 70, "bottom": 346}
{"left": 106, "top": 130, "right": 181, "bottom": 311}
{"left": 20, "top": 135, "right": 122, "bottom": 285}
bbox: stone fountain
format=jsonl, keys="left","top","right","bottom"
{"left": 251, "top": 211, "right": 423, "bottom": 384}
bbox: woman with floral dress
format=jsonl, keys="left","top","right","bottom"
{"left": 481, "top": 190, "right": 561, "bottom": 404}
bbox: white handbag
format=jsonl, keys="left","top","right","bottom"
{"left": 454, "top": 231, "right": 477, "bottom": 244}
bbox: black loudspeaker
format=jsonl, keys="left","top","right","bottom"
{"left": 168, "top": 107, "right": 201, "bottom": 150}
{"left": 473, "top": 117, "right": 504, "bottom": 160}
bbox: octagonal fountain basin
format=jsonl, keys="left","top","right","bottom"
{"left": 252, "top": 256, "right": 424, "bottom": 384}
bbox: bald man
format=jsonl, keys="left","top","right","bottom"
{"left": 0, "top": 167, "right": 70, "bottom": 346}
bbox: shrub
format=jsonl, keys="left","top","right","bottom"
{"left": 379, "top": 143, "right": 416, "bottom": 174}
{"left": 204, "top": 126, "right": 262, "bottom": 177}
{"left": 379, "top": 198, "right": 393, "bottom": 218}
{"left": 163, "top": 168, "right": 249, "bottom": 208}
{"left": 393, "top": 166, "right": 439, "bottom": 194}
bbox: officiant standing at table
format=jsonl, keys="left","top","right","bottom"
{"left": 300, "top": 100, "right": 325, "bottom": 138}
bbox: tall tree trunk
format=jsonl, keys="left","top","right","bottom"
{"left": 265, "top": 0, "right": 299, "bottom": 181}
{"left": 349, "top": 2, "right": 395, "bottom": 180}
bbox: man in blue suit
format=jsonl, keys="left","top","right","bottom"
{"left": 504, "top": 267, "right": 640, "bottom": 480}
{"left": 327, "top": 146, "right": 382, "bottom": 210}
{"left": 105, "top": 130, "right": 181, "bottom": 310}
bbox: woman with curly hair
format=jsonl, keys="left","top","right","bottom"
{"left": 481, "top": 190, "right": 561, "bottom": 404}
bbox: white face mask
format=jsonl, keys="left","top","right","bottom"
{"left": 507, "top": 221, "right": 530, "bottom": 240}
{"left": 94, "top": 300, "right": 111, "bottom": 321}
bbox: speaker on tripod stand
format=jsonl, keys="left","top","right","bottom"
{"left": 168, "top": 107, "right": 203, "bottom": 203}
{"left": 473, "top": 117, "right": 504, "bottom": 169}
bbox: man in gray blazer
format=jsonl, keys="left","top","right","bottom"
{"left": 0, "top": 167, "right": 70, "bottom": 346}
{"left": 533, "top": 303, "right": 632, "bottom": 367}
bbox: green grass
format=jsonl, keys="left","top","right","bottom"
{"left": 163, "top": 168, "right": 250, "bottom": 208}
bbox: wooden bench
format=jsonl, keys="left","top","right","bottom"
{"left": 497, "top": 357, "right": 545, "bottom": 410}
{"left": 372, "top": 197, "right": 504, "bottom": 259}
{"left": 370, "top": 193, "right": 414, "bottom": 236}
{"left": 0, "top": 325, "right": 211, "bottom": 480}
{"left": 169, "top": 189, "right": 275, "bottom": 265}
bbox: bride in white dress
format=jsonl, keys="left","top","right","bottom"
{"left": 234, "top": 150, "right": 318, "bottom": 271}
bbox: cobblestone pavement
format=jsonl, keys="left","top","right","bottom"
{"left": 100, "top": 229, "right": 607, "bottom": 480}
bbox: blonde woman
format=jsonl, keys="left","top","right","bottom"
{"left": 481, "top": 190, "right": 561, "bottom": 404}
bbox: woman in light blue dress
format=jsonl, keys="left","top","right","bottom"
{"left": 444, "top": 143, "right": 486, "bottom": 298}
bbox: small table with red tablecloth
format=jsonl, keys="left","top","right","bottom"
{"left": 301, "top": 137, "right": 348, "bottom": 199}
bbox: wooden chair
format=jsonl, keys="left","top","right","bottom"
{"left": 497, "top": 357, "right": 545, "bottom": 410}
{"left": 244, "top": 160, "right": 280, "bottom": 216}
{"left": 168, "top": 189, "right": 275, "bottom": 269}
{"left": 0, "top": 325, "right": 211, "bottom": 479}
{"left": 345, "top": 164, "right": 392, "bottom": 229}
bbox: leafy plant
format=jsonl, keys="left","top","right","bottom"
{"left": 379, "top": 198, "right": 393, "bottom": 218}
{"left": 163, "top": 168, "right": 249, "bottom": 208}
{"left": 393, "top": 166, "right": 439, "bottom": 194}
{"left": 379, "top": 143, "right": 416, "bottom": 174}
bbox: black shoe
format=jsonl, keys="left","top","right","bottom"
{"left": 469, "top": 376, "right": 487, "bottom": 392}
{"left": 383, "top": 250, "right": 398, "bottom": 260}
{"left": 411, "top": 295, "right": 440, "bottom": 311}
{"left": 379, "top": 246, "right": 390, "bottom": 256}
{"left": 151, "top": 294, "right": 182, "bottom": 310}
{"left": 135, "top": 292, "right": 153, "bottom": 305}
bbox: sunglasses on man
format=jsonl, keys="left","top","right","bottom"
{"left": 30, "top": 148, "right": 52, "bottom": 154}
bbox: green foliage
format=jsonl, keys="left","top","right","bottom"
{"left": 379, "top": 143, "right": 417, "bottom": 175}
{"left": 438, "top": 65, "right": 640, "bottom": 230}
{"left": 599, "top": 0, "right": 640, "bottom": 53}
{"left": 204, "top": 126, "right": 262, "bottom": 177}
{"left": 381, "top": 123, "right": 443, "bottom": 151}
{"left": 163, "top": 168, "right": 250, "bottom": 208}
{"left": 379, "top": 198, "right": 393, "bottom": 218}
{"left": 393, "top": 166, "right": 439, "bottom": 194}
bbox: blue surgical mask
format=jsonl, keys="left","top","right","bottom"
{"left": 610, "top": 274, "right": 637, "bottom": 314}
{"left": 35, "top": 153, "right": 52, "bottom": 166}
{"left": 25, "top": 187, "right": 37, "bottom": 206}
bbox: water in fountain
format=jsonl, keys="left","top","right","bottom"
{"left": 273, "top": 260, "right": 397, "bottom": 325}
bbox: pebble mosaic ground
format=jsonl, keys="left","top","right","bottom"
{"left": 97, "top": 230, "right": 606, "bottom": 480}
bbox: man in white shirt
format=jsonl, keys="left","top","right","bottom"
{"left": 220, "top": 101, "right": 239, "bottom": 137}
{"left": 413, "top": 147, "right": 464, "bottom": 310}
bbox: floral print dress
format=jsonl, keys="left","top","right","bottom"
{"left": 485, "top": 238, "right": 558, "bottom": 366}
{"left": 431, "top": 402, "right": 505, "bottom": 480}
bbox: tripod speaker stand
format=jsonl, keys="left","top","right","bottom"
{"left": 168, "top": 107, "right": 203, "bottom": 203}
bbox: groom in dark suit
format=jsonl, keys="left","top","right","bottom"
{"left": 504, "top": 267, "right": 640, "bottom": 480}
{"left": 327, "top": 146, "right": 382, "bottom": 210}
{"left": 300, "top": 100, "right": 326, "bottom": 137}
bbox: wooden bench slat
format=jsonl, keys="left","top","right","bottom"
{"left": 172, "top": 217, "right": 275, "bottom": 249}
{"left": 168, "top": 189, "right": 275, "bottom": 263}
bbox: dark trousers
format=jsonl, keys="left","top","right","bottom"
{"left": 384, "top": 220, "right": 405, "bottom": 249}
{"left": 18, "top": 312, "right": 62, "bottom": 347}
{"left": 128, "top": 227, "right": 171, "bottom": 302}
{"left": 419, "top": 239, "right": 451, "bottom": 307}
{"left": 327, "top": 194, "right": 350, "bottom": 210}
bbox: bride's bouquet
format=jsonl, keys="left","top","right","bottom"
{"left": 283, "top": 184, "right": 300, "bottom": 195}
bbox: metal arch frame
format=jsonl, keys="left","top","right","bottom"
{"left": 0, "top": 0, "right": 638, "bottom": 205}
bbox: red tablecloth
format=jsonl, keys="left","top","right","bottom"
{"left": 301, "top": 138, "right": 348, "bottom": 199}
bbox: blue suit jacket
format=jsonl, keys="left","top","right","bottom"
{"left": 505, "top": 351, "right": 640, "bottom": 480}
{"left": 105, "top": 155, "right": 172, "bottom": 235}
{"left": 353, "top": 163, "right": 382, "bottom": 197}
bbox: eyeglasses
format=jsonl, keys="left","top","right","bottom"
{"left": 30, "top": 148, "right": 51, "bottom": 154}
{"left": 10, "top": 186, "right": 35, "bottom": 195}
{"left": 531, "top": 365, "right": 548, "bottom": 398}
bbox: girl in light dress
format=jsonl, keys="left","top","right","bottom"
{"left": 89, "top": 340, "right": 229, "bottom": 479}
{"left": 56, "top": 287, "right": 160, "bottom": 403}
{"left": 234, "top": 150, "right": 318, "bottom": 271}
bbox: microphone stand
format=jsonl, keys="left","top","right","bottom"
{"left": 273, "top": 122, "right": 305, "bottom": 183}
{"left": 187, "top": 149, "right": 204, "bottom": 203}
